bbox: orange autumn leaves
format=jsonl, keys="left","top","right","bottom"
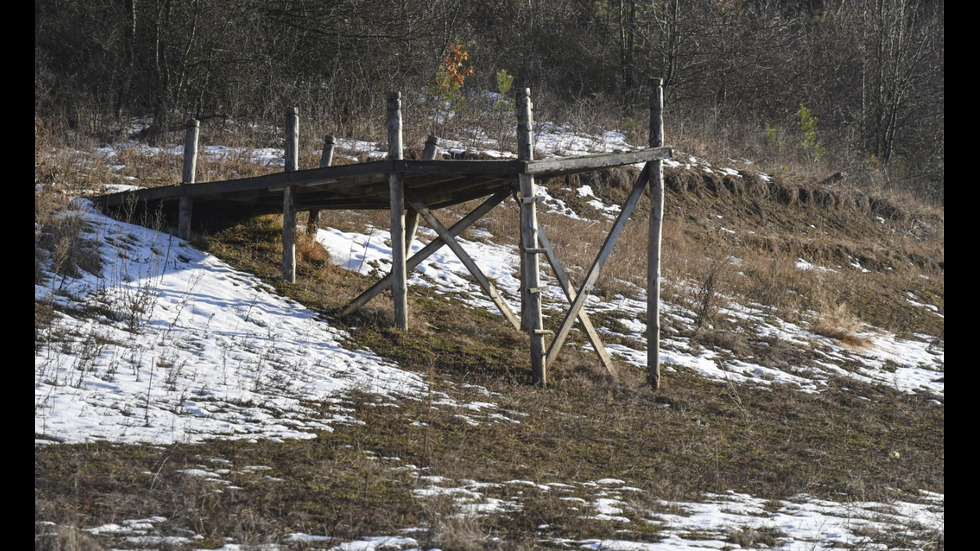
{"left": 429, "top": 41, "right": 475, "bottom": 99}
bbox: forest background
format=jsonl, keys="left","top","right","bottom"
{"left": 34, "top": 0, "right": 943, "bottom": 201}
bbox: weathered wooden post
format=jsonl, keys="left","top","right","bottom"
{"left": 421, "top": 134, "right": 441, "bottom": 160}
{"left": 517, "top": 88, "right": 547, "bottom": 384}
{"left": 404, "top": 135, "right": 441, "bottom": 254}
{"left": 388, "top": 92, "right": 408, "bottom": 329}
{"left": 178, "top": 119, "right": 199, "bottom": 240}
{"left": 307, "top": 134, "right": 336, "bottom": 236}
{"left": 648, "top": 78, "right": 665, "bottom": 390}
{"left": 283, "top": 107, "right": 299, "bottom": 283}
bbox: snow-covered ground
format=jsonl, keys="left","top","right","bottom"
{"left": 73, "top": 472, "right": 944, "bottom": 551}
{"left": 35, "top": 201, "right": 527, "bottom": 445}
{"left": 316, "top": 207, "right": 944, "bottom": 399}
{"left": 36, "top": 201, "right": 427, "bottom": 444}
{"left": 35, "top": 128, "right": 942, "bottom": 549}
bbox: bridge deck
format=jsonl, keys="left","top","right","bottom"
{"left": 98, "top": 149, "right": 671, "bottom": 218}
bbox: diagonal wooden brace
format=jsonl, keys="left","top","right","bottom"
{"left": 405, "top": 191, "right": 522, "bottom": 331}
{"left": 339, "top": 189, "right": 511, "bottom": 316}
{"left": 545, "top": 163, "right": 651, "bottom": 368}
{"left": 537, "top": 226, "right": 615, "bottom": 375}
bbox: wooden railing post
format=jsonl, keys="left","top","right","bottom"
{"left": 405, "top": 135, "right": 441, "bottom": 253}
{"left": 307, "top": 134, "right": 336, "bottom": 235}
{"left": 517, "top": 88, "right": 547, "bottom": 385}
{"left": 283, "top": 107, "right": 299, "bottom": 283}
{"left": 387, "top": 92, "right": 408, "bottom": 330}
{"left": 648, "top": 78, "right": 665, "bottom": 391}
{"left": 178, "top": 119, "right": 199, "bottom": 240}
{"left": 421, "top": 134, "right": 441, "bottom": 161}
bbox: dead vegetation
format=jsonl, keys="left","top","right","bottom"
{"left": 35, "top": 130, "right": 942, "bottom": 549}
{"left": 34, "top": 363, "right": 944, "bottom": 548}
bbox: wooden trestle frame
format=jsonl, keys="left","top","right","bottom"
{"left": 100, "top": 80, "right": 672, "bottom": 388}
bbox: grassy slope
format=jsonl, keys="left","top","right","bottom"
{"left": 35, "top": 155, "right": 943, "bottom": 549}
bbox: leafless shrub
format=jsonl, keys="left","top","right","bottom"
{"left": 690, "top": 256, "right": 731, "bottom": 336}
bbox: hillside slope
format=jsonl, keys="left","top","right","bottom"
{"left": 36, "top": 135, "right": 943, "bottom": 550}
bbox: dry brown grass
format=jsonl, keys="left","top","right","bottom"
{"left": 34, "top": 524, "right": 105, "bottom": 551}
{"left": 35, "top": 359, "right": 944, "bottom": 546}
{"left": 35, "top": 118, "right": 942, "bottom": 547}
{"left": 35, "top": 164, "right": 104, "bottom": 289}
{"left": 35, "top": 196, "right": 944, "bottom": 546}
{"left": 35, "top": 208, "right": 102, "bottom": 283}
{"left": 535, "top": 207, "right": 650, "bottom": 299}
{"left": 420, "top": 496, "right": 497, "bottom": 551}
{"left": 811, "top": 302, "right": 874, "bottom": 350}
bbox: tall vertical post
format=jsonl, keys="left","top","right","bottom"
{"left": 404, "top": 135, "right": 441, "bottom": 254}
{"left": 178, "top": 119, "right": 199, "bottom": 240}
{"left": 307, "top": 134, "right": 336, "bottom": 236}
{"left": 517, "top": 88, "right": 546, "bottom": 384}
{"left": 421, "top": 134, "right": 441, "bottom": 161}
{"left": 648, "top": 78, "right": 665, "bottom": 391}
{"left": 387, "top": 92, "right": 408, "bottom": 330}
{"left": 283, "top": 107, "right": 299, "bottom": 283}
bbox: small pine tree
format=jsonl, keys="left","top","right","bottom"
{"left": 796, "top": 104, "right": 826, "bottom": 162}
{"left": 494, "top": 69, "right": 515, "bottom": 112}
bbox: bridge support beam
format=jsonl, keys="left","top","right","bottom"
{"left": 517, "top": 89, "right": 547, "bottom": 385}
{"left": 178, "top": 119, "right": 199, "bottom": 241}
{"left": 387, "top": 92, "right": 408, "bottom": 330}
{"left": 307, "top": 135, "right": 336, "bottom": 236}
{"left": 283, "top": 107, "right": 299, "bottom": 283}
{"left": 648, "top": 78, "right": 665, "bottom": 391}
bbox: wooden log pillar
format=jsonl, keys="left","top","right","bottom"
{"left": 517, "top": 88, "right": 547, "bottom": 385}
{"left": 283, "top": 107, "right": 299, "bottom": 283}
{"left": 178, "top": 119, "right": 199, "bottom": 240}
{"left": 307, "top": 134, "right": 336, "bottom": 236}
{"left": 648, "top": 78, "right": 665, "bottom": 391}
{"left": 421, "top": 134, "right": 441, "bottom": 160}
{"left": 387, "top": 92, "right": 408, "bottom": 330}
{"left": 404, "top": 135, "right": 441, "bottom": 254}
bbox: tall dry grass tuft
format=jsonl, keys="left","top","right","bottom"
{"left": 35, "top": 130, "right": 105, "bottom": 287}
{"left": 295, "top": 230, "right": 332, "bottom": 275}
{"left": 735, "top": 253, "right": 811, "bottom": 320}
{"left": 34, "top": 524, "right": 105, "bottom": 551}
{"left": 35, "top": 205, "right": 102, "bottom": 285}
{"left": 811, "top": 302, "right": 873, "bottom": 350}
{"left": 419, "top": 495, "right": 492, "bottom": 551}
{"left": 36, "top": 125, "right": 101, "bottom": 194}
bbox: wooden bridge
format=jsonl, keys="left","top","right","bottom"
{"left": 100, "top": 82, "right": 672, "bottom": 389}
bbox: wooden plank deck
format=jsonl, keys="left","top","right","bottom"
{"left": 97, "top": 148, "right": 672, "bottom": 221}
